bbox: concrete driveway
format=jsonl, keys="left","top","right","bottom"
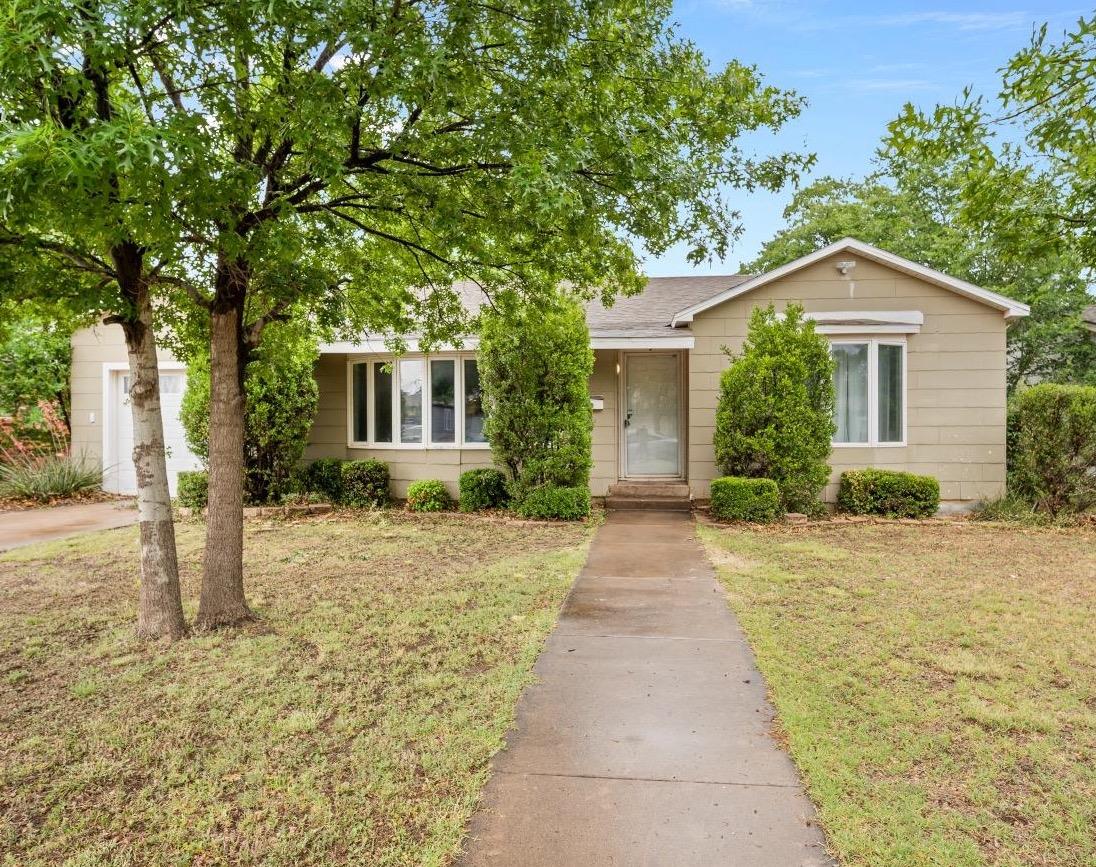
{"left": 459, "top": 509, "right": 833, "bottom": 866}
{"left": 0, "top": 500, "right": 138, "bottom": 552}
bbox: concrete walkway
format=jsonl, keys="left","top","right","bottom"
{"left": 459, "top": 510, "right": 833, "bottom": 866}
{"left": 0, "top": 500, "right": 137, "bottom": 552}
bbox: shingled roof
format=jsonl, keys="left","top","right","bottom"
{"left": 441, "top": 275, "right": 749, "bottom": 335}
{"left": 585, "top": 275, "right": 749, "bottom": 337}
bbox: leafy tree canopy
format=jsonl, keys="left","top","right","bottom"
{"left": 880, "top": 14, "right": 1096, "bottom": 386}
{"left": 0, "top": 0, "right": 813, "bottom": 340}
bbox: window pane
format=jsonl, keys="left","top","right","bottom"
{"left": 878, "top": 344, "right": 904, "bottom": 443}
{"left": 374, "top": 363, "right": 393, "bottom": 443}
{"left": 399, "top": 358, "right": 424, "bottom": 443}
{"left": 430, "top": 359, "right": 456, "bottom": 443}
{"left": 464, "top": 359, "right": 487, "bottom": 443}
{"left": 832, "top": 344, "right": 869, "bottom": 443}
{"left": 352, "top": 363, "right": 368, "bottom": 442}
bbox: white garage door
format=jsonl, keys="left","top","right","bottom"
{"left": 105, "top": 368, "right": 203, "bottom": 496}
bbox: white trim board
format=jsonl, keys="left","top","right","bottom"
{"left": 670, "top": 237, "right": 1031, "bottom": 325}
{"left": 321, "top": 334, "right": 694, "bottom": 353}
{"left": 808, "top": 310, "right": 924, "bottom": 335}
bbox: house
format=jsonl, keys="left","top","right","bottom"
{"left": 70, "top": 238, "right": 1029, "bottom": 510}
{"left": 1084, "top": 304, "right": 1096, "bottom": 335}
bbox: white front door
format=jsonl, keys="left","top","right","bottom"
{"left": 105, "top": 368, "right": 202, "bottom": 496}
{"left": 622, "top": 352, "right": 682, "bottom": 478}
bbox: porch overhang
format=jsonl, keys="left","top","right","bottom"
{"left": 590, "top": 334, "right": 693, "bottom": 349}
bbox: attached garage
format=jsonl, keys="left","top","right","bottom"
{"left": 70, "top": 326, "right": 202, "bottom": 497}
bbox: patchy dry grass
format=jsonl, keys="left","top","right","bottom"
{"left": 699, "top": 521, "right": 1096, "bottom": 867}
{"left": 0, "top": 512, "right": 590, "bottom": 866}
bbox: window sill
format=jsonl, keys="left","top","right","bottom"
{"left": 831, "top": 441, "right": 907, "bottom": 449}
{"left": 347, "top": 441, "right": 491, "bottom": 451}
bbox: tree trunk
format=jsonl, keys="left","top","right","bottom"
{"left": 113, "top": 243, "right": 188, "bottom": 641}
{"left": 196, "top": 262, "right": 252, "bottom": 629}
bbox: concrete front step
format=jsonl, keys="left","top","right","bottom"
{"left": 605, "top": 495, "right": 692, "bottom": 512}
{"left": 608, "top": 481, "right": 690, "bottom": 498}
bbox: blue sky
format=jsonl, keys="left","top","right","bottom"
{"left": 643, "top": 1, "right": 1087, "bottom": 276}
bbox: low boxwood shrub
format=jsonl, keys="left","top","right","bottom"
{"left": 514, "top": 485, "right": 590, "bottom": 520}
{"left": 837, "top": 469, "right": 939, "bottom": 518}
{"left": 1009, "top": 383, "right": 1096, "bottom": 515}
{"left": 176, "top": 470, "right": 209, "bottom": 510}
{"left": 305, "top": 458, "right": 344, "bottom": 503}
{"left": 406, "top": 479, "right": 453, "bottom": 512}
{"left": 709, "top": 476, "right": 782, "bottom": 522}
{"left": 459, "top": 467, "right": 510, "bottom": 512}
{"left": 342, "top": 459, "right": 389, "bottom": 508}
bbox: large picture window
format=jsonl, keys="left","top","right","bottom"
{"left": 830, "top": 340, "right": 906, "bottom": 446}
{"left": 348, "top": 354, "right": 488, "bottom": 448}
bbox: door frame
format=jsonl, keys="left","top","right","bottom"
{"left": 617, "top": 350, "right": 686, "bottom": 481}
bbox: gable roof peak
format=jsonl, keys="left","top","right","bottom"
{"left": 670, "top": 237, "right": 1030, "bottom": 325}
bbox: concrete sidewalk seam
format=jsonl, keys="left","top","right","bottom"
{"left": 493, "top": 769, "right": 803, "bottom": 789}
{"left": 553, "top": 632, "right": 744, "bottom": 643}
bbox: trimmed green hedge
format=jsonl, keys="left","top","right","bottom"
{"left": 342, "top": 459, "right": 390, "bottom": 508}
{"left": 459, "top": 468, "right": 509, "bottom": 512}
{"left": 514, "top": 485, "right": 590, "bottom": 520}
{"left": 177, "top": 470, "right": 208, "bottom": 510}
{"left": 1009, "top": 383, "right": 1096, "bottom": 515}
{"left": 406, "top": 479, "right": 453, "bottom": 512}
{"left": 709, "top": 476, "right": 782, "bottom": 522}
{"left": 304, "top": 458, "right": 344, "bottom": 504}
{"left": 837, "top": 469, "right": 939, "bottom": 518}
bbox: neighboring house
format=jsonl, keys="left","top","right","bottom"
{"left": 70, "top": 238, "right": 1029, "bottom": 510}
{"left": 1084, "top": 304, "right": 1096, "bottom": 336}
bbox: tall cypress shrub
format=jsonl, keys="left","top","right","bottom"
{"left": 713, "top": 303, "right": 836, "bottom": 513}
{"left": 478, "top": 299, "right": 593, "bottom": 502}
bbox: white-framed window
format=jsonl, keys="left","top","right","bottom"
{"left": 347, "top": 353, "right": 489, "bottom": 449}
{"left": 830, "top": 338, "right": 906, "bottom": 447}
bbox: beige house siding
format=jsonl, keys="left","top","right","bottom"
{"left": 687, "top": 252, "right": 1008, "bottom": 506}
{"left": 304, "top": 350, "right": 620, "bottom": 498}
{"left": 588, "top": 350, "right": 619, "bottom": 497}
{"left": 70, "top": 248, "right": 1011, "bottom": 510}
{"left": 69, "top": 324, "right": 181, "bottom": 466}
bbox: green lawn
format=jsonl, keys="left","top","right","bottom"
{"left": 0, "top": 512, "right": 591, "bottom": 866}
{"left": 699, "top": 520, "right": 1096, "bottom": 867}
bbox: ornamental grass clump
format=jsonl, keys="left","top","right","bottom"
{"left": 0, "top": 399, "right": 100, "bottom": 502}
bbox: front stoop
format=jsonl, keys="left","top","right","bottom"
{"left": 605, "top": 481, "right": 691, "bottom": 511}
